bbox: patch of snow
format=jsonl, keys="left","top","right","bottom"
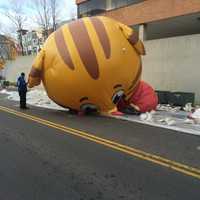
{"left": 157, "top": 117, "right": 176, "bottom": 126}
{"left": 165, "top": 118, "right": 176, "bottom": 126}
{"left": 0, "top": 89, "right": 8, "bottom": 94}
{"left": 194, "top": 118, "right": 200, "bottom": 125}
{"left": 191, "top": 109, "right": 200, "bottom": 119}
{"left": 184, "top": 119, "right": 194, "bottom": 124}
{"left": 188, "top": 108, "right": 200, "bottom": 124}
{"left": 111, "top": 107, "right": 200, "bottom": 136}
{"left": 7, "top": 91, "right": 19, "bottom": 101}
{"left": 1, "top": 89, "right": 66, "bottom": 111}
{"left": 183, "top": 103, "right": 193, "bottom": 112}
{"left": 157, "top": 104, "right": 181, "bottom": 112}
{"left": 140, "top": 112, "right": 153, "bottom": 122}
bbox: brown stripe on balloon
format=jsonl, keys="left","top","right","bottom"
{"left": 140, "top": 42, "right": 146, "bottom": 55}
{"left": 90, "top": 17, "right": 111, "bottom": 59}
{"left": 128, "top": 32, "right": 139, "bottom": 46}
{"left": 54, "top": 27, "right": 74, "bottom": 70}
{"left": 127, "top": 62, "right": 142, "bottom": 94}
{"left": 29, "top": 67, "right": 41, "bottom": 77}
{"left": 68, "top": 19, "right": 99, "bottom": 79}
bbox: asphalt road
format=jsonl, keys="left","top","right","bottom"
{"left": 0, "top": 97, "right": 200, "bottom": 199}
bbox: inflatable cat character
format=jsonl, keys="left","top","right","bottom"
{"left": 28, "top": 16, "right": 145, "bottom": 112}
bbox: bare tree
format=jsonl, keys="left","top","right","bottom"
{"left": 31, "top": 0, "right": 60, "bottom": 39}
{"left": 69, "top": 8, "right": 77, "bottom": 21}
{"left": 2, "top": 0, "right": 27, "bottom": 55}
{"left": 31, "top": 0, "right": 51, "bottom": 40}
{"left": 50, "top": 0, "right": 57, "bottom": 31}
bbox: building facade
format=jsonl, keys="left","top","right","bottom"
{"left": 0, "top": 35, "right": 17, "bottom": 61}
{"left": 76, "top": 0, "right": 200, "bottom": 39}
{"left": 21, "top": 30, "right": 44, "bottom": 55}
{"left": 0, "top": 35, "right": 17, "bottom": 79}
{"left": 75, "top": 0, "right": 200, "bottom": 104}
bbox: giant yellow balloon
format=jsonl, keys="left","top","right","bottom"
{"left": 28, "top": 16, "right": 145, "bottom": 112}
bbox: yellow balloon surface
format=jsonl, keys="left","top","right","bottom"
{"left": 28, "top": 16, "right": 145, "bottom": 112}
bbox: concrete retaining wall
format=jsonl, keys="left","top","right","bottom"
{"left": 142, "top": 33, "right": 200, "bottom": 104}
{"left": 2, "top": 55, "right": 35, "bottom": 82}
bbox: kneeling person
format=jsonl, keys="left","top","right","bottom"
{"left": 117, "top": 81, "right": 158, "bottom": 114}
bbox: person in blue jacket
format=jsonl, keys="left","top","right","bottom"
{"left": 17, "top": 72, "right": 28, "bottom": 109}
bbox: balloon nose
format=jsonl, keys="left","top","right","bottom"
{"left": 80, "top": 104, "right": 98, "bottom": 114}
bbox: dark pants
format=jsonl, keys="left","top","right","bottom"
{"left": 19, "top": 91, "right": 27, "bottom": 108}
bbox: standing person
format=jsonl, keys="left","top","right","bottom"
{"left": 17, "top": 72, "right": 28, "bottom": 109}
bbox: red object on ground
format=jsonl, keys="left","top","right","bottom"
{"left": 110, "top": 111, "right": 124, "bottom": 116}
{"left": 117, "top": 81, "right": 158, "bottom": 113}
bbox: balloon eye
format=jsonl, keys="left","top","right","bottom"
{"left": 112, "top": 90, "right": 124, "bottom": 104}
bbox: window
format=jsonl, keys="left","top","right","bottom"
{"left": 110, "top": 0, "right": 144, "bottom": 10}
{"left": 146, "top": 13, "right": 200, "bottom": 40}
{"left": 78, "top": 0, "right": 144, "bottom": 18}
{"left": 78, "top": 0, "right": 106, "bottom": 18}
{"left": 111, "top": 0, "right": 126, "bottom": 9}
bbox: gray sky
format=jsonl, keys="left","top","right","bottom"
{"left": 0, "top": 0, "right": 77, "bottom": 35}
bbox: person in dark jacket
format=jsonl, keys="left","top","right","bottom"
{"left": 17, "top": 72, "right": 28, "bottom": 109}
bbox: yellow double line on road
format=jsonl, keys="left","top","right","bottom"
{"left": 1, "top": 105, "right": 200, "bottom": 180}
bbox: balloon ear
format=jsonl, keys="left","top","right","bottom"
{"left": 127, "top": 32, "right": 146, "bottom": 55}
{"left": 28, "top": 48, "right": 45, "bottom": 88}
{"left": 28, "top": 68, "right": 42, "bottom": 88}
{"left": 132, "top": 39, "right": 146, "bottom": 55}
{"left": 117, "top": 22, "right": 146, "bottom": 55}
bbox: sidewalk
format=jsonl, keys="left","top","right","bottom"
{"left": 111, "top": 109, "right": 200, "bottom": 136}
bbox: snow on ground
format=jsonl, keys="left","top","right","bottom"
{"left": 112, "top": 105, "right": 200, "bottom": 136}
{"left": 0, "top": 89, "right": 66, "bottom": 111}
{"left": 0, "top": 89, "right": 200, "bottom": 135}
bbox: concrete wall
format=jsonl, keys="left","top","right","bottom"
{"left": 1, "top": 55, "right": 44, "bottom": 90}
{"left": 2, "top": 55, "right": 35, "bottom": 82}
{"left": 142, "top": 33, "right": 200, "bottom": 104}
